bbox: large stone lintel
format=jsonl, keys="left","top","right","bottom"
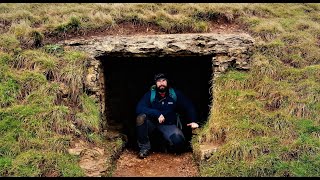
{"left": 59, "top": 33, "right": 254, "bottom": 59}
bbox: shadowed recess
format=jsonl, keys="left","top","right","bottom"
{"left": 99, "top": 55, "right": 213, "bottom": 149}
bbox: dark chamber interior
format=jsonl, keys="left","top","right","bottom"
{"left": 99, "top": 55, "right": 213, "bottom": 149}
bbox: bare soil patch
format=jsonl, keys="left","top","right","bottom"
{"left": 112, "top": 149, "right": 199, "bottom": 177}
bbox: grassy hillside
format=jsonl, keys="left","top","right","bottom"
{"left": 0, "top": 3, "right": 319, "bottom": 177}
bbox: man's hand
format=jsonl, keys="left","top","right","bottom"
{"left": 158, "top": 114, "right": 165, "bottom": 123}
{"left": 187, "top": 122, "right": 199, "bottom": 129}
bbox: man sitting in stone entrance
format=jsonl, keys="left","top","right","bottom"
{"left": 135, "top": 73, "right": 199, "bottom": 159}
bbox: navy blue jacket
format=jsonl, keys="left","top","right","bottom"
{"left": 136, "top": 88, "right": 197, "bottom": 125}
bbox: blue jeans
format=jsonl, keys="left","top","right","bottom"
{"left": 136, "top": 113, "right": 186, "bottom": 152}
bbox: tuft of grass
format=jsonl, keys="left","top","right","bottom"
{"left": 193, "top": 21, "right": 209, "bottom": 32}
{"left": 56, "top": 153, "right": 85, "bottom": 177}
{"left": 0, "top": 77, "right": 19, "bottom": 108}
{"left": 0, "top": 157, "right": 12, "bottom": 176}
{"left": 30, "top": 30, "right": 44, "bottom": 47}
{"left": 43, "top": 44, "right": 64, "bottom": 56}
{"left": 8, "top": 150, "right": 84, "bottom": 177}
{"left": 76, "top": 94, "right": 102, "bottom": 143}
{"left": 56, "top": 50, "right": 87, "bottom": 104}
{"left": 14, "top": 71, "right": 47, "bottom": 99}
{"left": 0, "top": 33, "right": 20, "bottom": 52}
{"left": 7, "top": 20, "right": 44, "bottom": 48}
{"left": 10, "top": 50, "right": 57, "bottom": 72}
{"left": 53, "top": 16, "right": 82, "bottom": 36}
{"left": 8, "top": 20, "right": 33, "bottom": 39}
{"left": 47, "top": 105, "right": 71, "bottom": 134}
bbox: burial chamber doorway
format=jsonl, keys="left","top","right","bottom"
{"left": 99, "top": 55, "right": 213, "bottom": 149}
{"left": 61, "top": 33, "right": 254, "bottom": 151}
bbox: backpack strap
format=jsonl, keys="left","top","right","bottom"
{"left": 169, "top": 88, "right": 177, "bottom": 102}
{"left": 150, "top": 88, "right": 156, "bottom": 104}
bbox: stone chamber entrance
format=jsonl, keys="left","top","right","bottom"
{"left": 60, "top": 33, "right": 254, "bottom": 174}
{"left": 98, "top": 55, "right": 213, "bottom": 149}
{"left": 61, "top": 32, "right": 254, "bottom": 152}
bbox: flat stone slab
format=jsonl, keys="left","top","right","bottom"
{"left": 59, "top": 33, "right": 254, "bottom": 58}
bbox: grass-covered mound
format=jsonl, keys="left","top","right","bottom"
{"left": 0, "top": 3, "right": 319, "bottom": 177}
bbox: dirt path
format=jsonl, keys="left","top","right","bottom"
{"left": 68, "top": 140, "right": 200, "bottom": 177}
{"left": 112, "top": 149, "right": 199, "bottom": 177}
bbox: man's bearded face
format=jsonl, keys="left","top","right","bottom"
{"left": 156, "top": 78, "right": 168, "bottom": 92}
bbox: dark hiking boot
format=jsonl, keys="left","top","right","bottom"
{"left": 138, "top": 149, "right": 149, "bottom": 159}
